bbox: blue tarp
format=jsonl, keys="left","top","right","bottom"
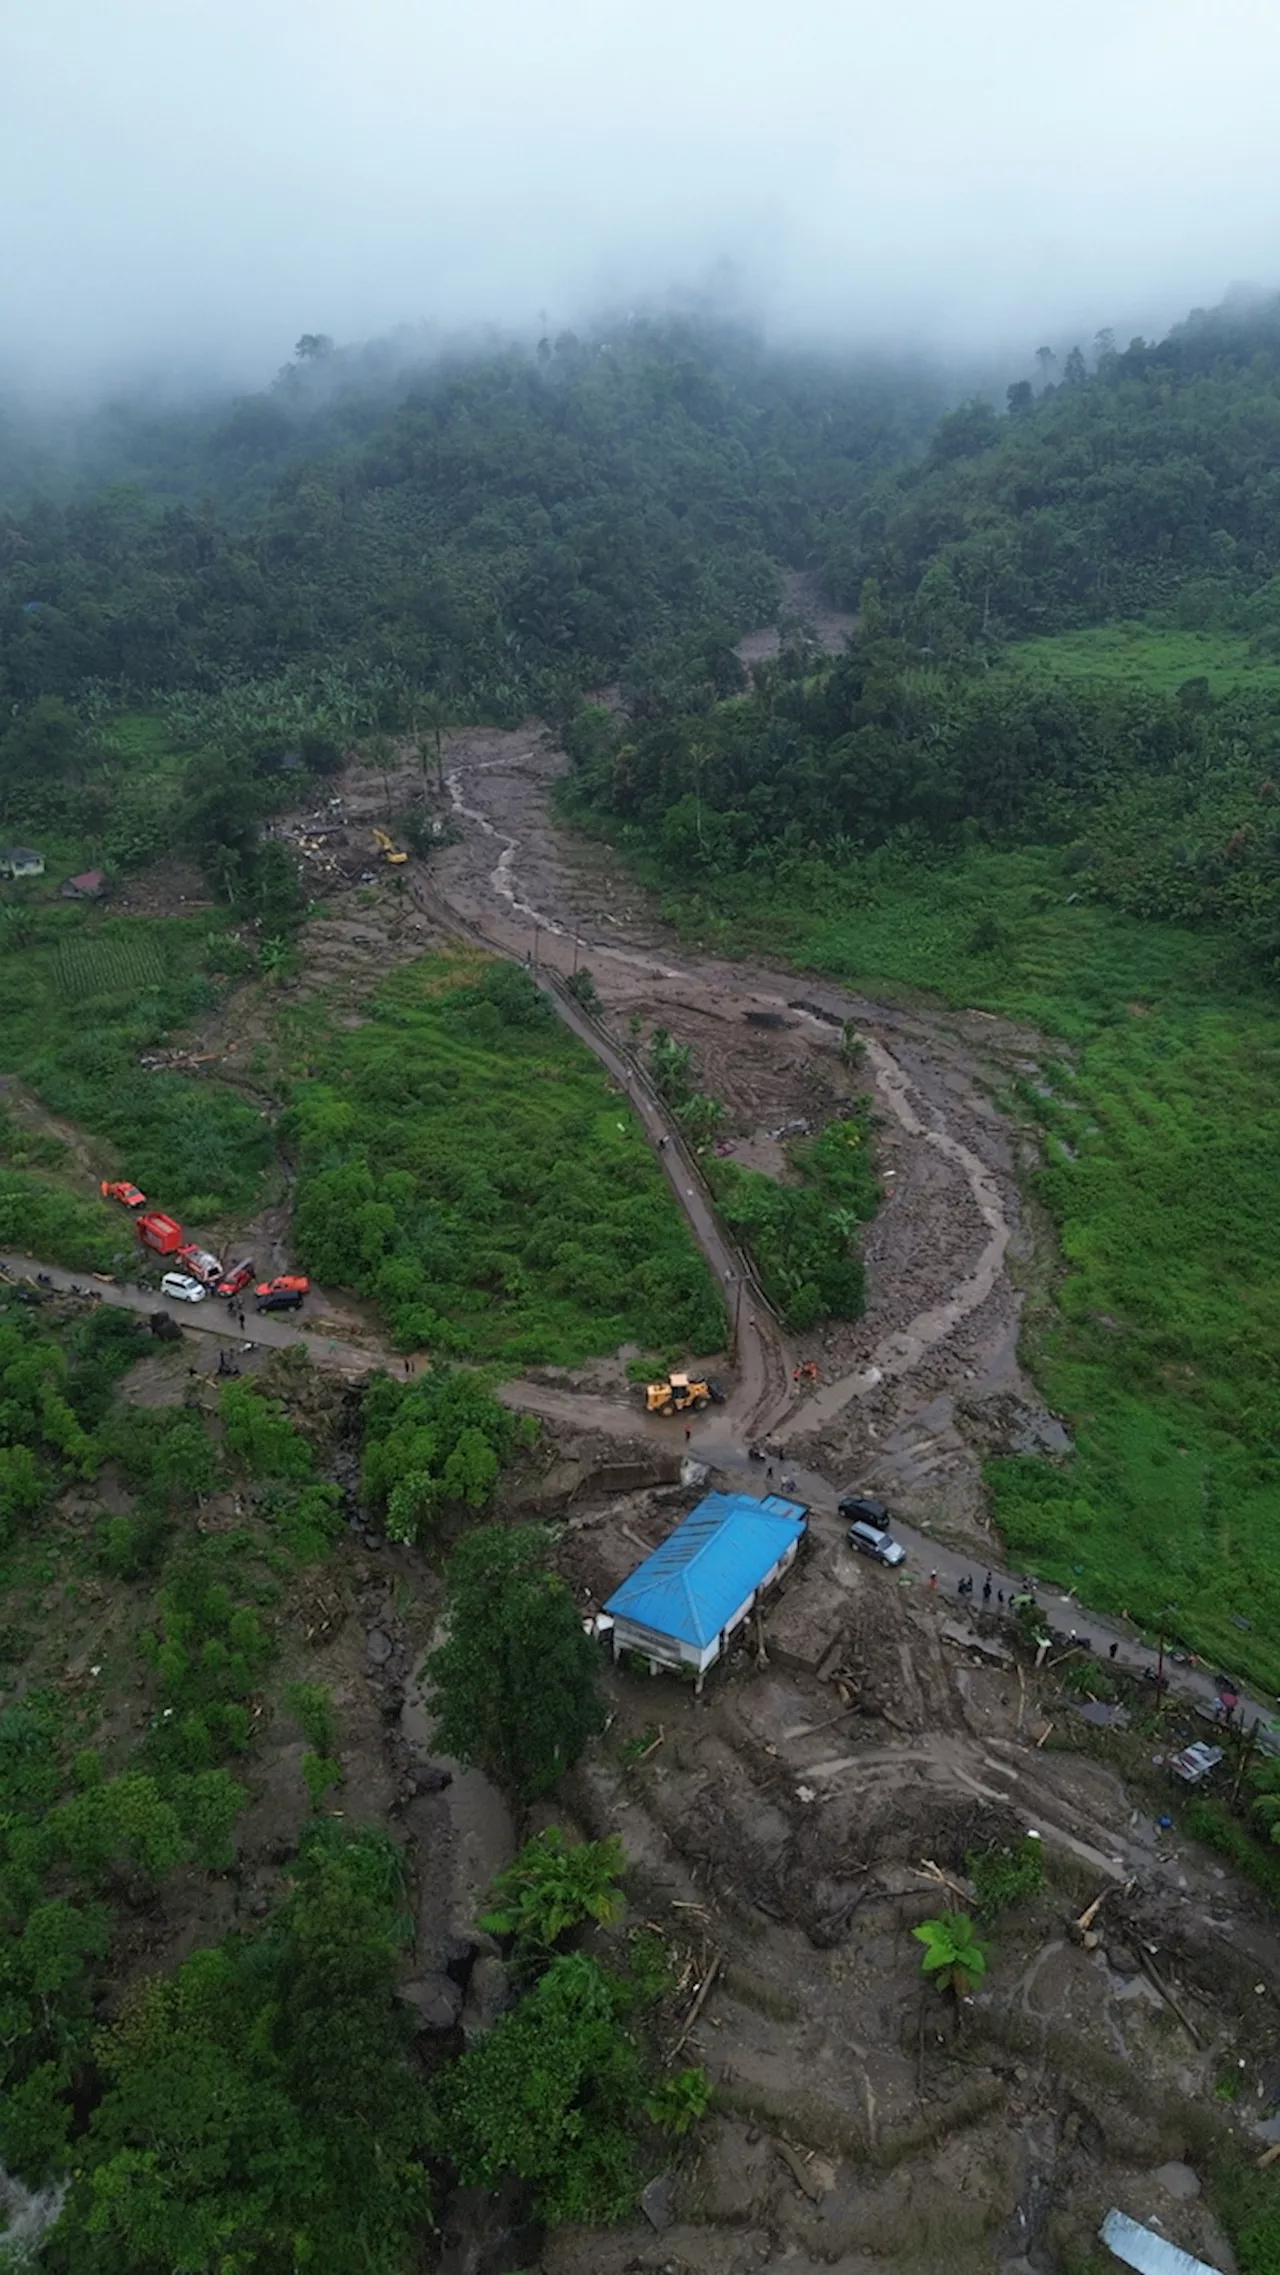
{"left": 605, "top": 1492, "right": 807, "bottom": 1648}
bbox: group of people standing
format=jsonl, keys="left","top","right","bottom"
{"left": 956, "top": 1570, "right": 1005, "bottom": 1606}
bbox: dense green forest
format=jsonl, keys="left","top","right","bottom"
{"left": 0, "top": 320, "right": 945, "bottom": 733}
{"left": 565, "top": 299, "right": 1280, "bottom": 970}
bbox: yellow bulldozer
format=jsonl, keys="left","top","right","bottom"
{"left": 644, "top": 1371, "right": 726, "bottom": 1417}
{"left": 372, "top": 827, "right": 408, "bottom": 865}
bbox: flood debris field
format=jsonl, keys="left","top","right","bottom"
{"left": 548, "top": 1469, "right": 1280, "bottom": 2275}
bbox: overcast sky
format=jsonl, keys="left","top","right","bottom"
{"left": 2, "top": 0, "right": 1276, "bottom": 387}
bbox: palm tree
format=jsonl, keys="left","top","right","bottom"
{"left": 913, "top": 1912, "right": 988, "bottom": 1998}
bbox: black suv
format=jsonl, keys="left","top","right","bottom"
{"left": 256, "top": 1290, "right": 304, "bottom": 1315}
{"left": 838, "top": 1494, "right": 892, "bottom": 1527}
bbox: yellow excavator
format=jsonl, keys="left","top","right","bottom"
{"left": 372, "top": 827, "right": 408, "bottom": 865}
{"left": 644, "top": 1371, "right": 726, "bottom": 1417}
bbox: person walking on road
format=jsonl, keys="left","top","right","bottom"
{"left": 982, "top": 1573, "right": 993, "bottom": 1605}
{"left": 684, "top": 1424, "right": 691, "bottom": 1443}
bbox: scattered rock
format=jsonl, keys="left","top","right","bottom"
{"left": 366, "top": 1627, "right": 394, "bottom": 1667}
{"left": 461, "top": 1953, "right": 512, "bottom": 2043}
{"left": 955, "top": 1391, "right": 1073, "bottom": 1459}
{"left": 400, "top": 1975, "right": 464, "bottom": 2033}
{"left": 1152, "top": 2162, "right": 1202, "bottom": 2201}
{"left": 412, "top": 1761, "right": 454, "bottom": 1795}
{"left": 640, "top": 2172, "right": 675, "bottom": 2231}
{"left": 774, "top": 2140, "right": 834, "bottom": 2201}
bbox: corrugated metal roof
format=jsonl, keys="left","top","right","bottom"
{"left": 1100, "top": 2209, "right": 1223, "bottom": 2275}
{"left": 605, "top": 1492, "right": 807, "bottom": 1648}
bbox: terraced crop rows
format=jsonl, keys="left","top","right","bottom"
{"left": 55, "top": 932, "right": 167, "bottom": 1001}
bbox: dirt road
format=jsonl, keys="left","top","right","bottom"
{"left": 0, "top": 1254, "right": 386, "bottom": 1378}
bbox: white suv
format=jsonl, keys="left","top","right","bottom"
{"left": 161, "top": 1272, "right": 207, "bottom": 1304}
{"left": 847, "top": 1518, "right": 906, "bottom": 1567}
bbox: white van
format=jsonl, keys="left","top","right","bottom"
{"left": 161, "top": 1271, "right": 207, "bottom": 1303}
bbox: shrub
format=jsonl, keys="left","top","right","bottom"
{"left": 435, "top": 1952, "right": 642, "bottom": 2225}
{"left": 966, "top": 1835, "right": 1045, "bottom": 1919}
{"left": 913, "top": 1912, "right": 989, "bottom": 1996}
{"left": 481, "top": 1829, "right": 625, "bottom": 1972}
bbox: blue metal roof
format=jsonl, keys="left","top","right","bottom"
{"left": 605, "top": 1491, "right": 807, "bottom": 1648}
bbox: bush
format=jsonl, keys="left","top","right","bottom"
{"left": 435, "top": 1952, "right": 642, "bottom": 2224}
{"left": 645, "top": 2065, "right": 712, "bottom": 2136}
{"left": 360, "top": 1364, "right": 529, "bottom": 1547}
{"left": 219, "top": 1381, "right": 312, "bottom": 1481}
{"left": 481, "top": 1829, "right": 625, "bottom": 1974}
{"left": 707, "top": 1107, "right": 878, "bottom": 1329}
{"left": 966, "top": 1835, "right": 1046, "bottom": 1919}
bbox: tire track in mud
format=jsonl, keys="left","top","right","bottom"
{"left": 438, "top": 754, "right": 1014, "bottom": 1444}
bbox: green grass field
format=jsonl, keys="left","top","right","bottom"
{"left": 288, "top": 953, "right": 725, "bottom": 1364}
{"left": 0, "top": 909, "right": 272, "bottom": 1223}
{"left": 663, "top": 847, "right": 1280, "bottom": 1690}
{"left": 998, "top": 621, "right": 1280, "bottom": 701}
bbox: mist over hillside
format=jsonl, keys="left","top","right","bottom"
{"left": 4, "top": 0, "right": 1278, "bottom": 385}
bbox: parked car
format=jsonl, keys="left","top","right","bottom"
{"left": 839, "top": 1494, "right": 892, "bottom": 1528}
{"left": 847, "top": 1518, "right": 907, "bottom": 1568}
{"left": 100, "top": 1179, "right": 146, "bottom": 1209}
{"left": 256, "top": 1289, "right": 304, "bottom": 1315}
{"left": 217, "top": 1260, "right": 255, "bottom": 1298}
{"left": 1170, "top": 1741, "right": 1224, "bottom": 1786}
{"left": 255, "top": 1275, "right": 309, "bottom": 1299}
{"left": 160, "top": 1272, "right": 207, "bottom": 1304}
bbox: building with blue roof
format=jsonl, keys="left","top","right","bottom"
{"left": 604, "top": 1490, "right": 807, "bottom": 1686}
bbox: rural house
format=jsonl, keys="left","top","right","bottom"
{"left": 0, "top": 847, "right": 44, "bottom": 879}
{"left": 605, "top": 1491, "right": 807, "bottom": 1687}
{"left": 60, "top": 869, "right": 105, "bottom": 900}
